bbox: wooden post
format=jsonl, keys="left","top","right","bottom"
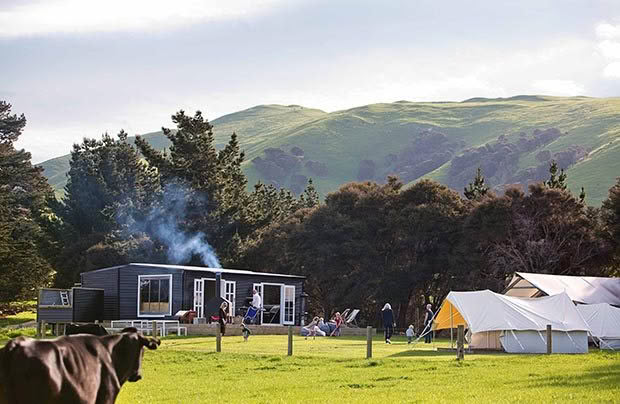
{"left": 457, "top": 324, "right": 464, "bottom": 360}
{"left": 41, "top": 321, "right": 47, "bottom": 339}
{"left": 366, "top": 326, "right": 372, "bottom": 359}
{"left": 546, "top": 324, "right": 552, "bottom": 354}
{"left": 152, "top": 320, "right": 158, "bottom": 337}
{"left": 216, "top": 323, "right": 222, "bottom": 353}
{"left": 287, "top": 326, "right": 293, "bottom": 356}
{"left": 36, "top": 321, "right": 42, "bottom": 338}
{"left": 450, "top": 304, "right": 454, "bottom": 349}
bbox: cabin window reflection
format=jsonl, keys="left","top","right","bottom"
{"left": 138, "top": 275, "right": 172, "bottom": 316}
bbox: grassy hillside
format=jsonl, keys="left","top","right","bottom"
{"left": 39, "top": 97, "right": 620, "bottom": 205}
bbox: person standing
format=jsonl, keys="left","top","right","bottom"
{"left": 423, "top": 303, "right": 434, "bottom": 343}
{"left": 219, "top": 302, "right": 228, "bottom": 336}
{"left": 382, "top": 303, "right": 395, "bottom": 344}
{"left": 250, "top": 289, "right": 262, "bottom": 324}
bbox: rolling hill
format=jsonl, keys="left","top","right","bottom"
{"left": 39, "top": 96, "right": 620, "bottom": 205}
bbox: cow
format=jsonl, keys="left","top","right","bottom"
{"left": 65, "top": 323, "right": 109, "bottom": 336}
{"left": 0, "top": 328, "right": 159, "bottom": 404}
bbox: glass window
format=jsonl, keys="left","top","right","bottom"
{"left": 138, "top": 275, "right": 171, "bottom": 316}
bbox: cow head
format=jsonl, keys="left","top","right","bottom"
{"left": 110, "top": 328, "right": 160, "bottom": 384}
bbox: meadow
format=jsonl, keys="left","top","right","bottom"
{"left": 114, "top": 334, "right": 620, "bottom": 404}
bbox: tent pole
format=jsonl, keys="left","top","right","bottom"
{"left": 450, "top": 304, "right": 454, "bottom": 349}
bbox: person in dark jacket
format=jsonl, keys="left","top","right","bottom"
{"left": 424, "top": 303, "right": 434, "bottom": 343}
{"left": 382, "top": 303, "right": 395, "bottom": 344}
{"left": 219, "top": 302, "right": 228, "bottom": 336}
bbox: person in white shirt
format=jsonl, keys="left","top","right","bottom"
{"left": 252, "top": 289, "right": 262, "bottom": 309}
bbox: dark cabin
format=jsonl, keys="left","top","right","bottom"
{"left": 80, "top": 263, "right": 306, "bottom": 325}
{"left": 37, "top": 287, "right": 104, "bottom": 324}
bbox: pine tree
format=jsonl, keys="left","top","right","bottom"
{"left": 0, "top": 101, "right": 54, "bottom": 302}
{"left": 464, "top": 167, "right": 490, "bottom": 200}
{"left": 545, "top": 160, "right": 567, "bottom": 190}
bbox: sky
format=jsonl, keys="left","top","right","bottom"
{"left": 3, "top": 0, "right": 620, "bottom": 163}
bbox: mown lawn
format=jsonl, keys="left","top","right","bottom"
{"left": 116, "top": 335, "right": 620, "bottom": 403}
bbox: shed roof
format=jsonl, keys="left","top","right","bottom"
{"left": 504, "top": 272, "right": 620, "bottom": 306}
{"left": 84, "top": 263, "right": 305, "bottom": 279}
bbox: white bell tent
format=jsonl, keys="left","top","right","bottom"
{"left": 576, "top": 303, "right": 620, "bottom": 350}
{"left": 433, "top": 290, "right": 590, "bottom": 353}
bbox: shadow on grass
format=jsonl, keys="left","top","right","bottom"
{"left": 525, "top": 361, "right": 620, "bottom": 392}
{"left": 387, "top": 349, "right": 455, "bottom": 358}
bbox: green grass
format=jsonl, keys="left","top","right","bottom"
{"left": 115, "top": 335, "right": 620, "bottom": 403}
{"left": 39, "top": 97, "right": 620, "bottom": 204}
{"left": 0, "top": 310, "right": 36, "bottom": 328}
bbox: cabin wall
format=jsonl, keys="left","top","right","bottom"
{"left": 81, "top": 268, "right": 119, "bottom": 320}
{"left": 118, "top": 265, "right": 184, "bottom": 320}
{"left": 183, "top": 271, "right": 304, "bottom": 324}
{"left": 72, "top": 288, "right": 104, "bottom": 322}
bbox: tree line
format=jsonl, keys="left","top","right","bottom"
{"left": 1, "top": 100, "right": 619, "bottom": 327}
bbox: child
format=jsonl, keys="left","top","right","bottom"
{"left": 406, "top": 324, "right": 415, "bottom": 344}
{"left": 241, "top": 322, "right": 252, "bottom": 342}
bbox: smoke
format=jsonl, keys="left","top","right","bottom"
{"left": 123, "top": 183, "right": 222, "bottom": 268}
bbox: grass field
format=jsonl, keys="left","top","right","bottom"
{"left": 115, "top": 335, "right": 620, "bottom": 403}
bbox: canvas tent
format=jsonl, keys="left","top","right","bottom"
{"left": 433, "top": 290, "right": 590, "bottom": 353}
{"left": 576, "top": 303, "right": 620, "bottom": 350}
{"left": 504, "top": 272, "right": 620, "bottom": 306}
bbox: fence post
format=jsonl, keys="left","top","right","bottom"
{"left": 152, "top": 320, "right": 157, "bottom": 338}
{"left": 36, "top": 321, "right": 42, "bottom": 338}
{"left": 457, "top": 325, "right": 464, "bottom": 360}
{"left": 546, "top": 324, "right": 552, "bottom": 354}
{"left": 41, "top": 321, "right": 47, "bottom": 339}
{"left": 216, "top": 323, "right": 222, "bottom": 352}
{"left": 288, "top": 326, "right": 293, "bottom": 356}
{"left": 366, "top": 326, "right": 372, "bottom": 359}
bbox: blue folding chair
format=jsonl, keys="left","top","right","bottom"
{"left": 244, "top": 306, "right": 259, "bottom": 324}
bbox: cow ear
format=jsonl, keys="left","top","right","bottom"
{"left": 143, "top": 337, "right": 160, "bottom": 350}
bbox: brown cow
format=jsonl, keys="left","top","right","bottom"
{"left": 0, "top": 328, "right": 159, "bottom": 404}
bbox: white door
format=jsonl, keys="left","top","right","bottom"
{"left": 193, "top": 279, "right": 204, "bottom": 318}
{"left": 224, "top": 281, "right": 236, "bottom": 318}
{"left": 253, "top": 283, "right": 263, "bottom": 323}
{"left": 283, "top": 285, "right": 295, "bottom": 325}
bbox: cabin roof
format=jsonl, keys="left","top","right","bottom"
{"left": 83, "top": 263, "right": 305, "bottom": 279}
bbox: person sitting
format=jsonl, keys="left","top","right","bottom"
{"left": 330, "top": 312, "right": 344, "bottom": 337}
{"left": 302, "top": 316, "right": 326, "bottom": 339}
{"left": 318, "top": 317, "right": 330, "bottom": 334}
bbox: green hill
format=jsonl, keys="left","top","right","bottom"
{"left": 39, "top": 97, "right": 620, "bottom": 205}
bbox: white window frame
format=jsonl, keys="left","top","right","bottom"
{"left": 193, "top": 278, "right": 204, "bottom": 318}
{"left": 283, "top": 285, "right": 295, "bottom": 325}
{"left": 137, "top": 274, "right": 173, "bottom": 318}
{"left": 224, "top": 280, "right": 236, "bottom": 318}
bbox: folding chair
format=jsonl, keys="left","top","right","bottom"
{"left": 244, "top": 306, "right": 259, "bottom": 325}
{"left": 267, "top": 305, "right": 281, "bottom": 324}
{"left": 340, "top": 309, "right": 351, "bottom": 321}
{"left": 345, "top": 309, "right": 360, "bottom": 327}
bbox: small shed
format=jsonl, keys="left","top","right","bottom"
{"left": 37, "top": 287, "right": 104, "bottom": 324}
{"left": 80, "top": 263, "right": 306, "bottom": 325}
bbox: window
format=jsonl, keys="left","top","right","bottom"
{"left": 138, "top": 275, "right": 172, "bottom": 317}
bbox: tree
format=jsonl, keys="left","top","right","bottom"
{"left": 545, "top": 160, "right": 567, "bottom": 190}
{"left": 50, "top": 131, "right": 160, "bottom": 286}
{"left": 0, "top": 101, "right": 54, "bottom": 302}
{"left": 483, "top": 184, "right": 604, "bottom": 279}
{"left": 602, "top": 177, "right": 620, "bottom": 275}
{"left": 464, "top": 167, "right": 490, "bottom": 200}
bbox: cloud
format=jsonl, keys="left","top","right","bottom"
{"left": 603, "top": 61, "right": 620, "bottom": 78}
{"left": 596, "top": 22, "right": 620, "bottom": 39}
{"left": 0, "top": 0, "right": 286, "bottom": 37}
{"left": 531, "top": 80, "right": 585, "bottom": 96}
